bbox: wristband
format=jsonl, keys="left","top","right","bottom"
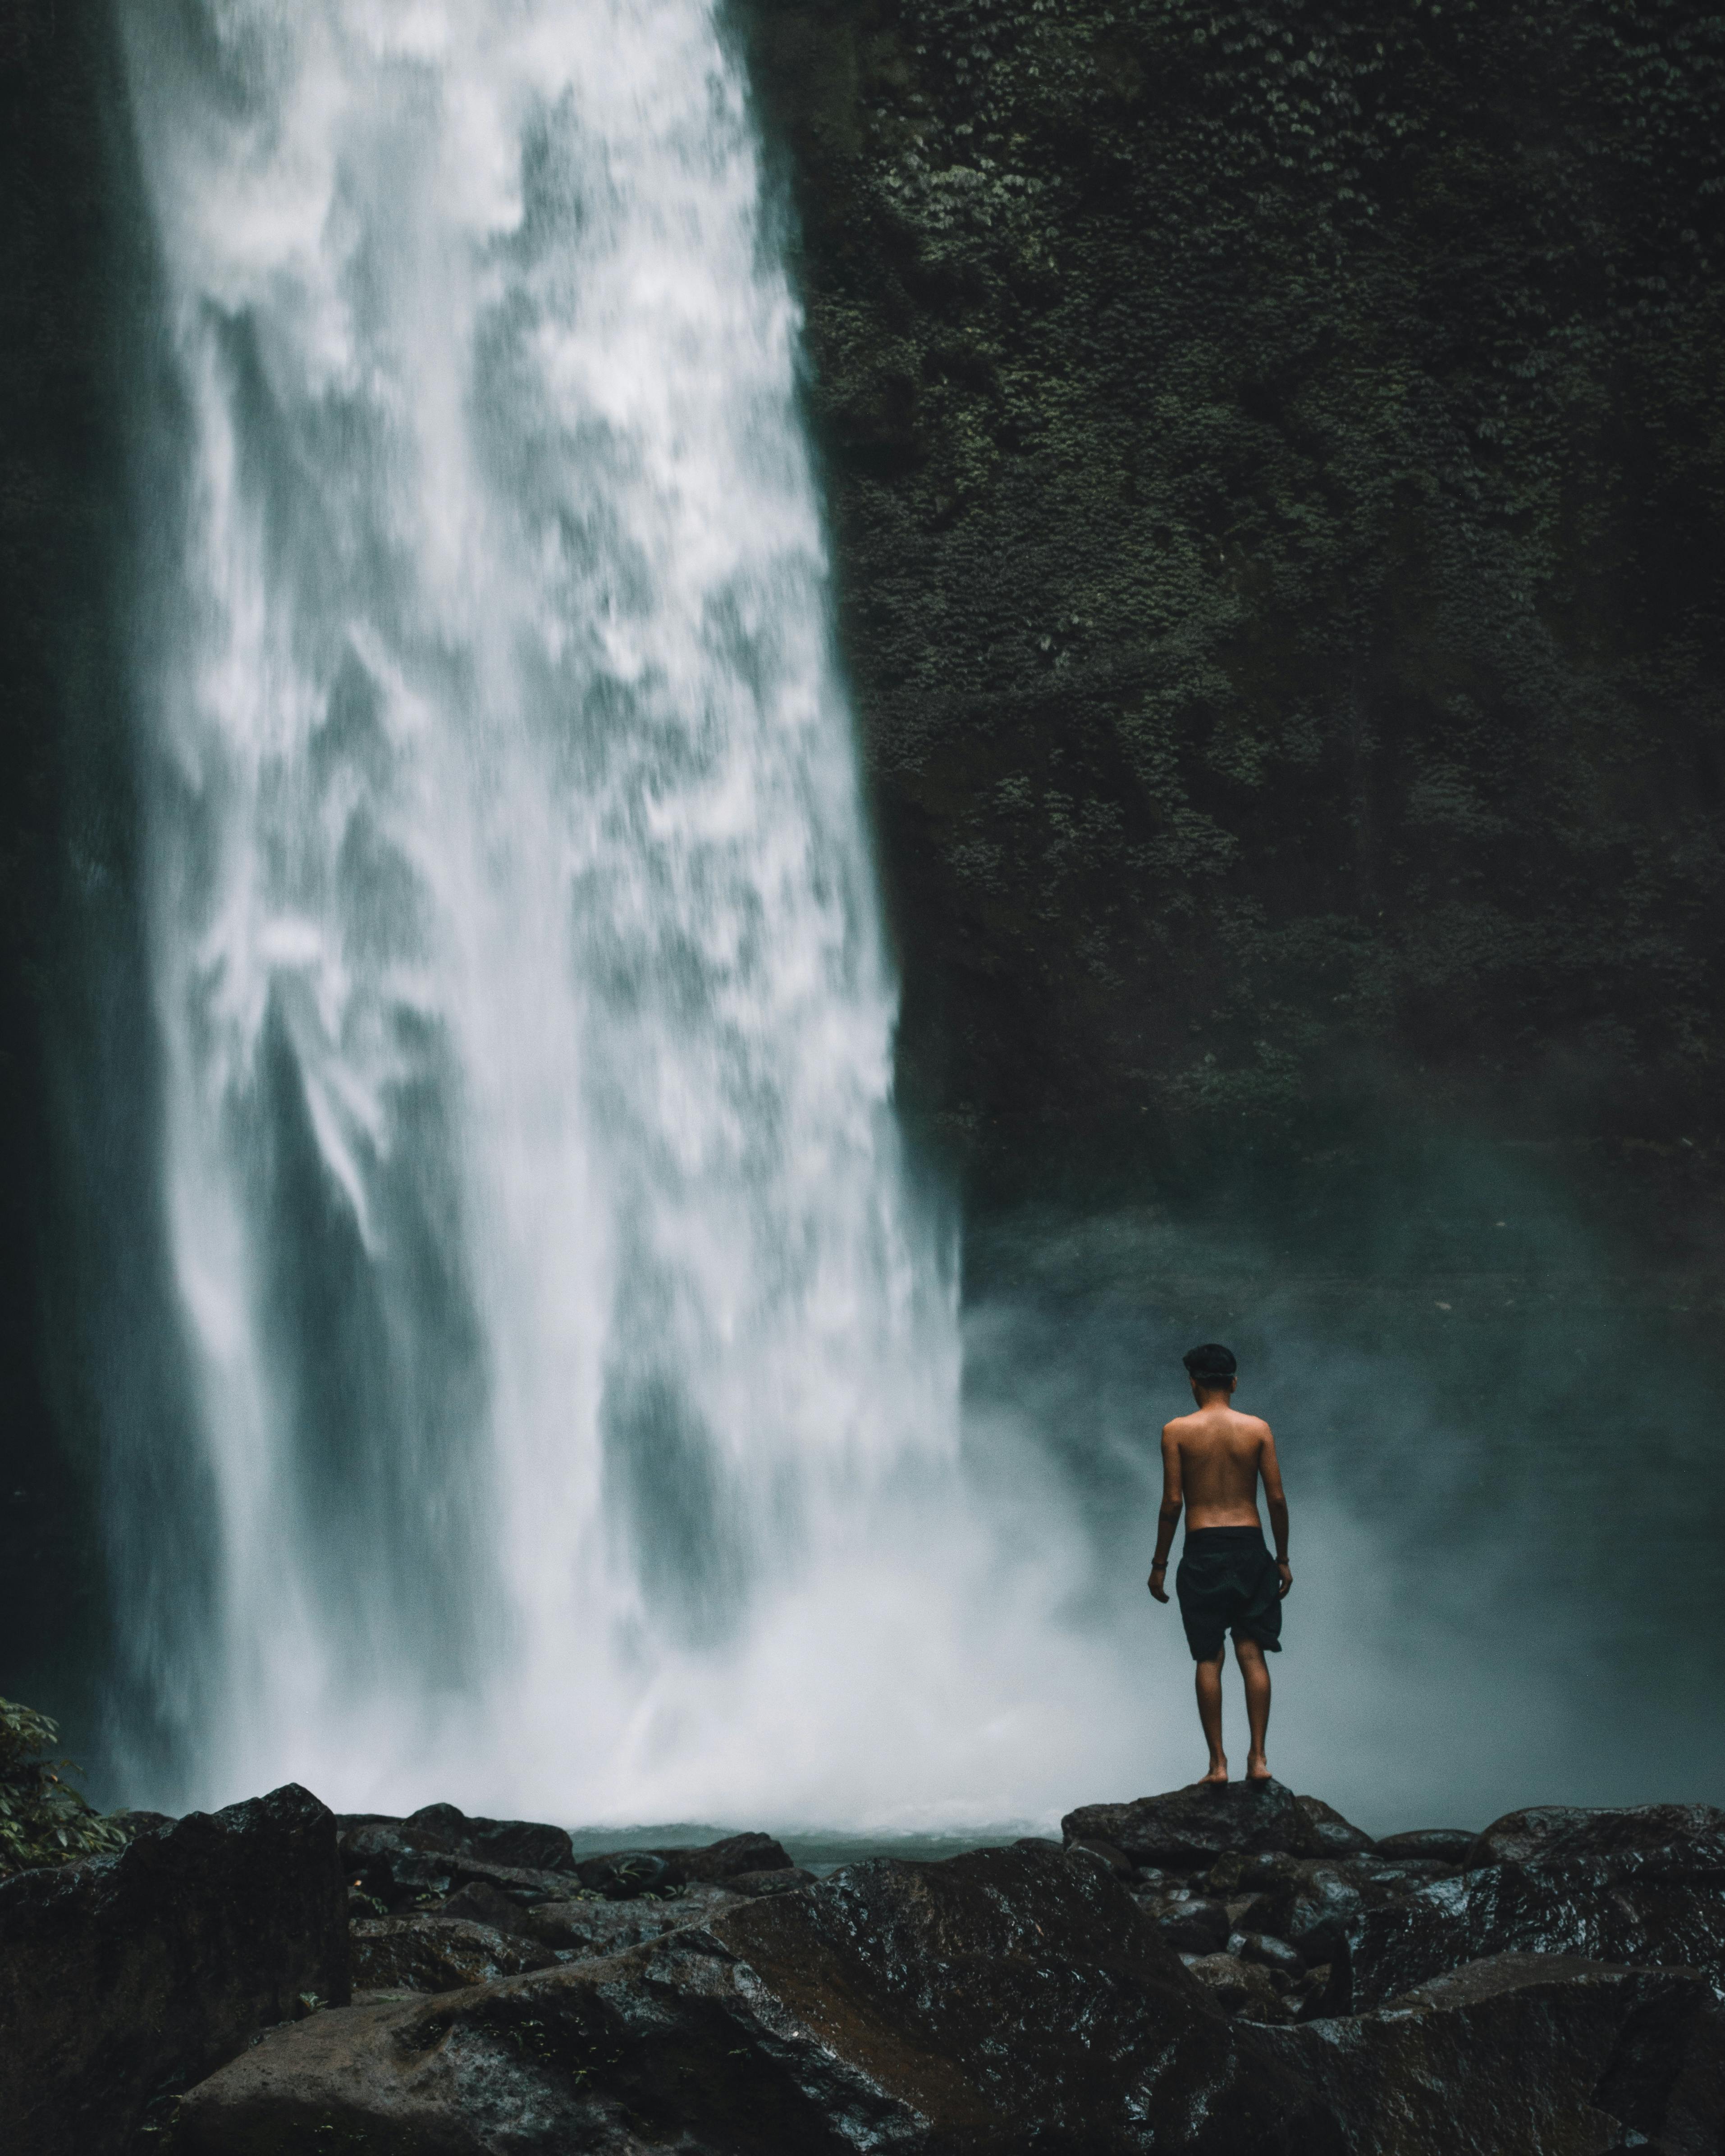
{"left": 1150, "top": 1559, "right": 1168, "bottom": 1570}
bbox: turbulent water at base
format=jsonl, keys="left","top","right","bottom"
{"left": 112, "top": 0, "right": 1145, "bottom": 1827}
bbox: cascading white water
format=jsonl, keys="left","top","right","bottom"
{"left": 115, "top": 0, "right": 1148, "bottom": 1827}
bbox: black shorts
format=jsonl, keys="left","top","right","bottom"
{"left": 1175, "top": 1526, "right": 1283, "bottom": 1661}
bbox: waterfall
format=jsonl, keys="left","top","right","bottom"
{"left": 112, "top": 0, "right": 1138, "bottom": 1826}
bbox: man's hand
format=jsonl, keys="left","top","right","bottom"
{"left": 1148, "top": 1563, "right": 1170, "bottom": 1603}
{"left": 1276, "top": 1561, "right": 1293, "bottom": 1599}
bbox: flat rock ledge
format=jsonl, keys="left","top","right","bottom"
{"left": 6, "top": 1781, "right": 1725, "bottom": 2154}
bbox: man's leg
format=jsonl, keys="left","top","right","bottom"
{"left": 1195, "top": 1650, "right": 1227, "bottom": 1783}
{"left": 1235, "top": 1635, "right": 1272, "bottom": 1780}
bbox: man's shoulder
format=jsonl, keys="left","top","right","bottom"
{"left": 1164, "top": 1410, "right": 1228, "bottom": 1443}
{"left": 1227, "top": 1409, "right": 1273, "bottom": 1439}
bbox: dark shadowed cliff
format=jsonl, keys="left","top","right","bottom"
{"left": 742, "top": 0, "right": 1725, "bottom": 1199}
{"left": 0, "top": 0, "right": 136, "bottom": 1729}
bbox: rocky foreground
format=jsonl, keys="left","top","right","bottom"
{"left": 4, "top": 1779, "right": 1725, "bottom": 2154}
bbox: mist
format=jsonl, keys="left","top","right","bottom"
{"left": 958, "top": 1130, "right": 1725, "bottom": 1833}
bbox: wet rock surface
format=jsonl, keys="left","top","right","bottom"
{"left": 170, "top": 1841, "right": 1334, "bottom": 2156}
{"left": 521, "top": 1880, "right": 751, "bottom": 1959}
{"left": 401, "top": 1803, "right": 578, "bottom": 1875}
{"left": 726, "top": 1864, "right": 819, "bottom": 1896}
{"left": 14, "top": 1780, "right": 1725, "bottom": 2152}
{"left": 1373, "top": 1828, "right": 1480, "bottom": 1867}
{"left": 0, "top": 1782, "right": 346, "bottom": 2156}
{"left": 643, "top": 1831, "right": 794, "bottom": 1885}
{"left": 374, "top": 1844, "right": 786, "bottom": 1973}
{"left": 1066, "top": 1833, "right": 1135, "bottom": 1877}
{"left": 568, "top": 1847, "right": 679, "bottom": 1899}
{"left": 1235, "top": 1930, "right": 1305, "bottom": 1981}
{"left": 1063, "top": 1782, "right": 1725, "bottom": 2111}
{"left": 1258, "top": 1855, "right": 1460, "bottom": 1973}
{"left": 349, "top": 1914, "right": 558, "bottom": 1992}
{"left": 435, "top": 1877, "right": 544, "bottom": 1937}
{"left": 1183, "top": 1952, "right": 1296, "bottom": 2024}
{"left": 1063, "top": 1776, "right": 1340, "bottom": 1868}
{"left": 342, "top": 1820, "right": 798, "bottom": 1911}
{"left": 1063, "top": 1791, "right": 1725, "bottom": 2054}
{"left": 1135, "top": 1882, "right": 1232, "bottom": 1955}
{"left": 341, "top": 1821, "right": 575, "bottom": 1911}
{"left": 1249, "top": 1953, "right": 1725, "bottom": 2156}
{"left": 1295, "top": 1796, "right": 1376, "bottom": 1858}
{"left": 567, "top": 1832, "right": 797, "bottom": 1902}
{"left": 1345, "top": 1832, "right": 1725, "bottom": 2012}
{"left": 1464, "top": 1801, "right": 1725, "bottom": 1873}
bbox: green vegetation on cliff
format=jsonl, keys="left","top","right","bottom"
{"left": 746, "top": 0, "right": 1725, "bottom": 1178}
{"left": 0, "top": 1698, "right": 133, "bottom": 1877}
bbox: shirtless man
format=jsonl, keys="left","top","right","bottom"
{"left": 1148, "top": 1343, "right": 1292, "bottom": 1785}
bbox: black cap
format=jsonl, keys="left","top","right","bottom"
{"left": 1182, "top": 1342, "right": 1237, "bottom": 1380}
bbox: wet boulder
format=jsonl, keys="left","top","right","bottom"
{"left": 1296, "top": 1796, "right": 1376, "bottom": 1857}
{"left": 1066, "top": 1834, "right": 1136, "bottom": 1877}
{"left": 1248, "top": 1953, "right": 1725, "bottom": 2156}
{"left": 1212, "top": 1847, "right": 1302, "bottom": 1896}
{"left": 1135, "top": 1883, "right": 1233, "bottom": 1954}
{"left": 1235, "top": 1930, "right": 1306, "bottom": 1980}
{"left": 647, "top": 1830, "right": 794, "bottom": 1883}
{"left": 340, "top": 1822, "right": 574, "bottom": 1910}
{"left": 1251, "top": 1857, "right": 1436, "bottom": 1970}
{"left": 727, "top": 1865, "right": 819, "bottom": 1896}
{"left": 1224, "top": 1888, "right": 1288, "bottom": 1934}
{"left": 1374, "top": 1828, "right": 1478, "bottom": 1867}
{"left": 522, "top": 1879, "right": 750, "bottom": 1958}
{"left": 567, "top": 1831, "right": 795, "bottom": 1901}
{"left": 1354, "top": 1857, "right": 1460, "bottom": 1888}
{"left": 435, "top": 1877, "right": 544, "bottom": 1936}
{"left": 350, "top": 1914, "right": 557, "bottom": 1992}
{"left": 0, "top": 1782, "right": 347, "bottom": 2156}
{"left": 1183, "top": 1952, "right": 1295, "bottom": 2023}
{"left": 401, "top": 1803, "right": 577, "bottom": 1874}
{"left": 1064, "top": 1777, "right": 1324, "bottom": 1869}
{"left": 1287, "top": 1964, "right": 1342, "bottom": 2022}
{"left": 337, "top": 1805, "right": 578, "bottom": 1875}
{"left": 1345, "top": 1834, "right": 1725, "bottom": 2012}
{"left": 171, "top": 1842, "right": 1341, "bottom": 2155}
{"left": 1465, "top": 1801, "right": 1725, "bottom": 1872}
{"left": 570, "top": 1847, "right": 680, "bottom": 1899}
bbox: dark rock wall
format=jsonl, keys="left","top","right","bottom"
{"left": 0, "top": 0, "right": 200, "bottom": 1755}
{"left": 741, "top": 0, "right": 1725, "bottom": 1182}
{"left": 0, "top": 1783, "right": 348, "bottom": 2156}
{"left": 0, "top": 0, "right": 130, "bottom": 1725}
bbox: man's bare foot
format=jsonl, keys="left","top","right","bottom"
{"left": 1199, "top": 1759, "right": 1229, "bottom": 1785}
{"left": 1245, "top": 1752, "right": 1272, "bottom": 1783}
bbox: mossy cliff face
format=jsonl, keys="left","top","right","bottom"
{"left": 743, "top": 0, "right": 1725, "bottom": 1176}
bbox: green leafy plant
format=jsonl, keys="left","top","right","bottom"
{"left": 0, "top": 1698, "right": 136, "bottom": 1878}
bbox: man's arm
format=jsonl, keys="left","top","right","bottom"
{"left": 1259, "top": 1423, "right": 1293, "bottom": 1597}
{"left": 1148, "top": 1425, "right": 1183, "bottom": 1602}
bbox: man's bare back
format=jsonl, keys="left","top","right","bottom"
{"left": 1160, "top": 1399, "right": 1282, "bottom": 1530}
{"left": 1147, "top": 1346, "right": 1292, "bottom": 1785}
